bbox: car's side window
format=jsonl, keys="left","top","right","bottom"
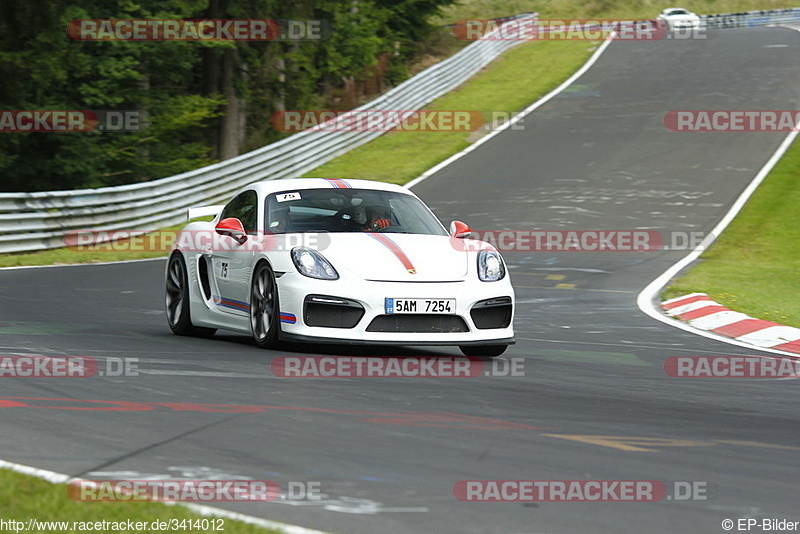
{"left": 220, "top": 190, "right": 258, "bottom": 234}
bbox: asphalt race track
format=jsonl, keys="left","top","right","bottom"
{"left": 2, "top": 27, "right": 800, "bottom": 534}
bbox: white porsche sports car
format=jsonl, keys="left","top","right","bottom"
{"left": 165, "top": 178, "right": 515, "bottom": 357}
{"left": 657, "top": 7, "right": 702, "bottom": 30}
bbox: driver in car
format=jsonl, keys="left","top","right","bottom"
{"left": 363, "top": 205, "right": 392, "bottom": 231}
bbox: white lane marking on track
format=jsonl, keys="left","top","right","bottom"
{"left": 0, "top": 459, "right": 331, "bottom": 534}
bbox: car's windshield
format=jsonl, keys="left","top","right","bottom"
{"left": 264, "top": 188, "right": 448, "bottom": 235}
{"left": 667, "top": 8, "right": 690, "bottom": 15}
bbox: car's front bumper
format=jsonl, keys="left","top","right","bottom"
{"left": 275, "top": 273, "right": 515, "bottom": 346}
{"left": 666, "top": 18, "right": 701, "bottom": 29}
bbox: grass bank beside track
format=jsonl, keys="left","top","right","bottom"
{"left": 662, "top": 137, "right": 800, "bottom": 328}
{"left": 0, "top": 469, "right": 284, "bottom": 534}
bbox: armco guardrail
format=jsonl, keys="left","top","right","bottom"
{"left": 3, "top": 8, "right": 799, "bottom": 254}
{"left": 701, "top": 7, "right": 800, "bottom": 28}
{"left": 0, "top": 14, "right": 536, "bottom": 254}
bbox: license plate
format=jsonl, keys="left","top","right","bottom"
{"left": 385, "top": 298, "right": 455, "bottom": 314}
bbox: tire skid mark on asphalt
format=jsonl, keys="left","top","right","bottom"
{"left": 514, "top": 336, "right": 751, "bottom": 353}
{"left": 0, "top": 396, "right": 546, "bottom": 430}
{"left": 513, "top": 270, "right": 635, "bottom": 293}
{"left": 136, "top": 370, "right": 267, "bottom": 378}
{"left": 541, "top": 434, "right": 800, "bottom": 453}
{"left": 516, "top": 285, "right": 634, "bottom": 293}
{"left": 2, "top": 395, "right": 797, "bottom": 455}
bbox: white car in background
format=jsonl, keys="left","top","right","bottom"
{"left": 165, "top": 178, "right": 515, "bottom": 357}
{"left": 657, "top": 7, "right": 702, "bottom": 30}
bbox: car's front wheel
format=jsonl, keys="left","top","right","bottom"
{"left": 165, "top": 253, "right": 216, "bottom": 337}
{"left": 250, "top": 261, "right": 280, "bottom": 349}
{"left": 459, "top": 345, "right": 508, "bottom": 358}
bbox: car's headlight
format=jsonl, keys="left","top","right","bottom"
{"left": 478, "top": 250, "right": 505, "bottom": 282}
{"left": 291, "top": 248, "right": 339, "bottom": 280}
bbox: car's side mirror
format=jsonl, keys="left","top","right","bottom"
{"left": 449, "top": 220, "right": 472, "bottom": 239}
{"left": 215, "top": 217, "right": 248, "bottom": 243}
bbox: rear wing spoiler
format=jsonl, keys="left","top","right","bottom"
{"left": 187, "top": 205, "right": 225, "bottom": 220}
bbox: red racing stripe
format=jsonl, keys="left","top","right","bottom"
{"left": 324, "top": 178, "right": 352, "bottom": 189}
{"left": 368, "top": 233, "right": 417, "bottom": 275}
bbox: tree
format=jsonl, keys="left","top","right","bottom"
{"left": 0, "top": 0, "right": 457, "bottom": 192}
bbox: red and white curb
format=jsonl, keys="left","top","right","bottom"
{"left": 662, "top": 293, "right": 800, "bottom": 354}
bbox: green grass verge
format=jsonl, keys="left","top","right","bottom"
{"left": 0, "top": 468, "right": 285, "bottom": 534}
{"left": 662, "top": 137, "right": 800, "bottom": 327}
{"left": 303, "top": 39, "right": 596, "bottom": 184}
{"left": 0, "top": 243, "right": 168, "bottom": 268}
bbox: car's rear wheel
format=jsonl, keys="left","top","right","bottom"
{"left": 459, "top": 344, "right": 507, "bottom": 358}
{"left": 250, "top": 261, "right": 280, "bottom": 349}
{"left": 165, "top": 253, "right": 216, "bottom": 337}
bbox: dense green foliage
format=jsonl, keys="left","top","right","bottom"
{"left": 0, "top": 0, "right": 455, "bottom": 191}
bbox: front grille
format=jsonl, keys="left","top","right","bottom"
{"left": 366, "top": 314, "right": 469, "bottom": 333}
{"left": 470, "top": 297, "right": 513, "bottom": 329}
{"left": 303, "top": 295, "right": 364, "bottom": 328}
